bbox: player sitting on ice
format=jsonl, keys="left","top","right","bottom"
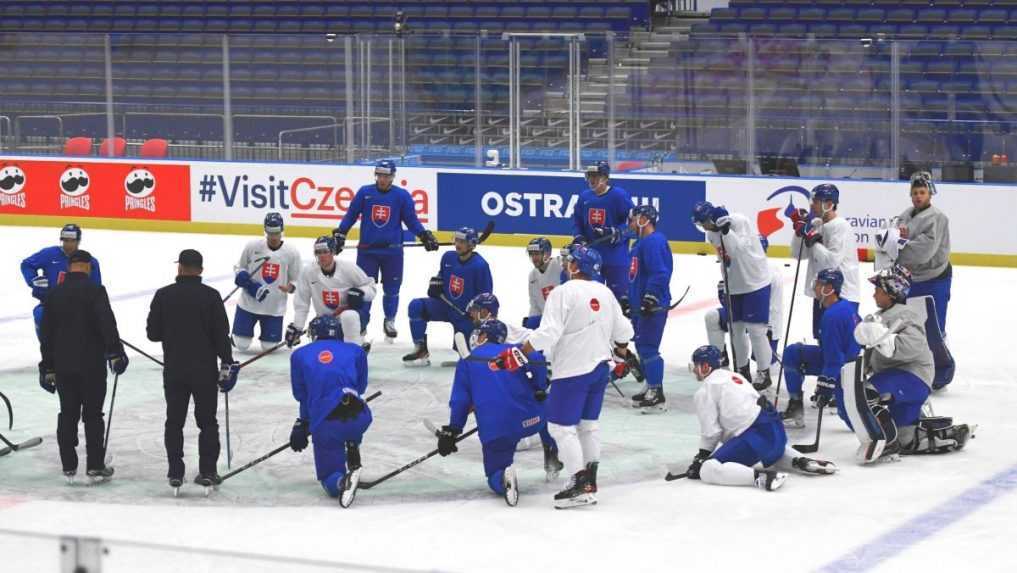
{"left": 289, "top": 315, "right": 373, "bottom": 507}
{"left": 780, "top": 268, "right": 861, "bottom": 429}
{"left": 231, "top": 212, "right": 301, "bottom": 352}
{"left": 436, "top": 319, "right": 551, "bottom": 506}
{"left": 286, "top": 236, "right": 376, "bottom": 350}
{"left": 523, "top": 237, "right": 561, "bottom": 330}
{"left": 684, "top": 345, "right": 837, "bottom": 492}
{"left": 403, "top": 227, "right": 493, "bottom": 366}
{"left": 846, "top": 264, "right": 971, "bottom": 464}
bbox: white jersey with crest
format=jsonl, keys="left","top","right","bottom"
{"left": 293, "top": 260, "right": 376, "bottom": 328}
{"left": 528, "top": 258, "right": 562, "bottom": 317}
{"left": 694, "top": 368, "right": 761, "bottom": 452}
{"left": 236, "top": 239, "right": 302, "bottom": 318}
{"left": 791, "top": 216, "right": 860, "bottom": 303}
{"left": 526, "top": 278, "right": 634, "bottom": 380}
{"left": 705, "top": 212, "right": 770, "bottom": 295}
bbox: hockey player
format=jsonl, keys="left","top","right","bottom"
{"left": 437, "top": 320, "right": 552, "bottom": 506}
{"left": 403, "top": 227, "right": 493, "bottom": 366}
{"left": 231, "top": 212, "right": 301, "bottom": 352}
{"left": 494, "top": 245, "right": 634, "bottom": 509}
{"left": 625, "top": 204, "right": 672, "bottom": 412}
{"left": 286, "top": 236, "right": 376, "bottom": 349}
{"left": 289, "top": 315, "right": 372, "bottom": 507}
{"left": 523, "top": 237, "right": 561, "bottom": 330}
{"left": 683, "top": 345, "right": 836, "bottom": 491}
{"left": 692, "top": 201, "right": 773, "bottom": 390}
{"left": 332, "top": 160, "right": 439, "bottom": 342}
{"left": 21, "top": 223, "right": 102, "bottom": 339}
{"left": 847, "top": 264, "right": 970, "bottom": 463}
{"left": 789, "top": 184, "right": 860, "bottom": 340}
{"left": 571, "top": 161, "right": 635, "bottom": 303}
{"left": 780, "top": 269, "right": 861, "bottom": 429}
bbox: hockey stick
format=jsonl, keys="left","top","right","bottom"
{"left": 225, "top": 392, "right": 232, "bottom": 470}
{"left": 360, "top": 426, "right": 479, "bottom": 490}
{"left": 220, "top": 390, "right": 381, "bottom": 482}
{"left": 717, "top": 235, "right": 741, "bottom": 376}
{"left": 664, "top": 471, "right": 688, "bottom": 482}
{"left": 437, "top": 293, "right": 468, "bottom": 317}
{"left": 357, "top": 221, "right": 496, "bottom": 250}
{"left": 120, "top": 339, "right": 164, "bottom": 367}
{"left": 103, "top": 373, "right": 119, "bottom": 457}
{"left": 792, "top": 403, "right": 825, "bottom": 454}
{"left": 773, "top": 239, "right": 806, "bottom": 409}
{"left": 222, "top": 257, "right": 270, "bottom": 304}
{"left": 0, "top": 433, "right": 43, "bottom": 457}
{"left": 0, "top": 390, "right": 12, "bottom": 430}
{"left": 238, "top": 340, "right": 289, "bottom": 369}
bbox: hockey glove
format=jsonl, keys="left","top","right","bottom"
{"left": 38, "top": 363, "right": 56, "bottom": 394}
{"left": 854, "top": 320, "right": 896, "bottom": 358}
{"left": 419, "top": 230, "right": 439, "bottom": 252}
{"left": 640, "top": 293, "right": 660, "bottom": 317}
{"left": 533, "top": 389, "right": 547, "bottom": 402}
{"left": 620, "top": 296, "right": 632, "bottom": 319}
{"left": 790, "top": 208, "right": 810, "bottom": 237}
{"left": 332, "top": 229, "right": 347, "bottom": 251}
{"left": 686, "top": 449, "right": 712, "bottom": 480}
{"left": 218, "top": 360, "right": 240, "bottom": 393}
{"left": 289, "top": 418, "right": 309, "bottom": 452}
{"left": 715, "top": 215, "right": 732, "bottom": 235}
{"left": 803, "top": 227, "right": 823, "bottom": 248}
{"left": 284, "top": 323, "right": 303, "bottom": 348}
{"left": 345, "top": 287, "right": 365, "bottom": 310}
{"left": 814, "top": 376, "right": 837, "bottom": 409}
{"left": 31, "top": 275, "right": 49, "bottom": 301}
{"left": 490, "top": 346, "right": 528, "bottom": 372}
{"left": 611, "top": 349, "right": 631, "bottom": 381}
{"left": 427, "top": 275, "right": 443, "bottom": 298}
{"left": 234, "top": 270, "right": 253, "bottom": 288}
{"left": 107, "top": 351, "right": 129, "bottom": 375}
{"left": 593, "top": 226, "right": 621, "bottom": 246}
{"left": 437, "top": 425, "right": 461, "bottom": 457}
{"left": 333, "top": 391, "right": 365, "bottom": 422}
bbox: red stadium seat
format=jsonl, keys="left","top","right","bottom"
{"left": 99, "top": 136, "right": 127, "bottom": 157}
{"left": 63, "top": 137, "right": 93, "bottom": 156}
{"left": 139, "top": 138, "right": 168, "bottom": 158}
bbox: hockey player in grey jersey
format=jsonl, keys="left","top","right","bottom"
{"left": 523, "top": 238, "right": 561, "bottom": 330}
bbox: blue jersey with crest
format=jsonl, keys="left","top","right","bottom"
{"left": 290, "top": 339, "right": 369, "bottom": 432}
{"left": 21, "top": 245, "right": 102, "bottom": 290}
{"left": 337, "top": 184, "right": 425, "bottom": 253}
{"left": 628, "top": 230, "right": 672, "bottom": 306}
{"left": 571, "top": 185, "right": 634, "bottom": 267}
{"left": 438, "top": 251, "right": 493, "bottom": 313}
{"left": 819, "top": 299, "right": 862, "bottom": 380}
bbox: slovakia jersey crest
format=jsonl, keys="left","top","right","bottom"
{"left": 261, "top": 262, "right": 280, "bottom": 284}
{"left": 588, "top": 207, "right": 606, "bottom": 227}
{"left": 541, "top": 285, "right": 554, "bottom": 300}
{"left": 322, "top": 290, "right": 342, "bottom": 310}
{"left": 449, "top": 275, "right": 464, "bottom": 298}
{"left": 371, "top": 204, "right": 391, "bottom": 228}
{"left": 629, "top": 256, "right": 639, "bottom": 281}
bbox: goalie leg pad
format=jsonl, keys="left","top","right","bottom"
{"left": 843, "top": 357, "right": 901, "bottom": 463}
{"left": 901, "top": 416, "right": 970, "bottom": 454}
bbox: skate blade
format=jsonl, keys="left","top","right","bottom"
{"left": 440, "top": 360, "right": 458, "bottom": 368}
{"left": 782, "top": 419, "right": 805, "bottom": 429}
{"left": 637, "top": 404, "right": 668, "bottom": 414}
{"left": 545, "top": 470, "right": 561, "bottom": 483}
{"left": 402, "top": 359, "right": 431, "bottom": 368}
{"left": 857, "top": 440, "right": 886, "bottom": 464}
{"left": 554, "top": 494, "right": 597, "bottom": 510}
{"left": 384, "top": 336, "right": 395, "bottom": 344}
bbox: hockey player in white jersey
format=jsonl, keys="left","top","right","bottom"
{"left": 523, "top": 237, "right": 561, "bottom": 330}
{"left": 493, "top": 245, "right": 634, "bottom": 508}
{"left": 286, "top": 236, "right": 376, "bottom": 349}
{"left": 682, "top": 346, "right": 837, "bottom": 491}
{"left": 231, "top": 212, "right": 302, "bottom": 352}
{"left": 692, "top": 202, "right": 775, "bottom": 390}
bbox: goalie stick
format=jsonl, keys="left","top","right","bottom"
{"left": 357, "top": 221, "right": 495, "bottom": 250}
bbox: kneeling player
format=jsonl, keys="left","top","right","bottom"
{"left": 847, "top": 265, "right": 971, "bottom": 463}
{"left": 289, "top": 315, "right": 372, "bottom": 507}
{"left": 684, "top": 346, "right": 837, "bottom": 492}
{"left": 436, "top": 320, "right": 549, "bottom": 506}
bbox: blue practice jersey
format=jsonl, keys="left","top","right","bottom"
{"left": 572, "top": 185, "right": 635, "bottom": 267}
{"left": 819, "top": 299, "right": 862, "bottom": 380}
{"left": 449, "top": 342, "right": 547, "bottom": 443}
{"left": 439, "top": 251, "right": 493, "bottom": 313}
{"left": 291, "top": 340, "right": 369, "bottom": 432}
{"left": 336, "top": 184, "right": 426, "bottom": 254}
{"left": 21, "top": 246, "right": 102, "bottom": 290}
{"left": 628, "top": 230, "right": 672, "bottom": 305}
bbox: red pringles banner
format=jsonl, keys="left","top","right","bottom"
{"left": 0, "top": 158, "right": 190, "bottom": 221}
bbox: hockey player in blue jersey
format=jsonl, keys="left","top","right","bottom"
{"left": 403, "top": 227, "right": 493, "bottom": 366}
{"left": 625, "top": 205, "right": 673, "bottom": 412}
{"left": 332, "top": 160, "right": 439, "bottom": 342}
{"left": 21, "top": 224, "right": 102, "bottom": 339}
{"left": 780, "top": 268, "right": 861, "bottom": 429}
{"left": 289, "top": 315, "right": 373, "bottom": 507}
{"left": 571, "top": 161, "right": 635, "bottom": 303}
{"left": 436, "top": 320, "right": 550, "bottom": 506}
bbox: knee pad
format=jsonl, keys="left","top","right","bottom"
{"left": 577, "top": 419, "right": 600, "bottom": 436}
{"left": 339, "top": 310, "right": 362, "bottom": 341}
{"left": 486, "top": 470, "right": 506, "bottom": 495}
{"left": 548, "top": 422, "right": 577, "bottom": 443}
{"left": 704, "top": 308, "right": 720, "bottom": 328}
{"left": 320, "top": 471, "right": 344, "bottom": 498}
{"left": 232, "top": 336, "right": 253, "bottom": 351}
{"left": 408, "top": 298, "right": 425, "bottom": 320}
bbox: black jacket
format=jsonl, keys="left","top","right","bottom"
{"left": 40, "top": 272, "right": 123, "bottom": 376}
{"left": 146, "top": 275, "right": 233, "bottom": 381}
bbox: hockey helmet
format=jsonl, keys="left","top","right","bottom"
{"left": 691, "top": 345, "right": 723, "bottom": 370}
{"left": 60, "top": 223, "right": 82, "bottom": 242}
{"left": 467, "top": 292, "right": 500, "bottom": 319}
{"left": 314, "top": 235, "right": 337, "bottom": 255}
{"left": 564, "top": 244, "right": 602, "bottom": 279}
{"left": 374, "top": 159, "right": 397, "bottom": 176}
{"left": 454, "top": 226, "right": 478, "bottom": 248}
{"left": 810, "top": 183, "right": 840, "bottom": 205}
{"left": 264, "top": 212, "right": 284, "bottom": 234}
{"left": 816, "top": 268, "right": 845, "bottom": 295}
{"left": 869, "top": 264, "right": 912, "bottom": 303}
{"left": 473, "top": 319, "right": 508, "bottom": 346}
{"left": 308, "top": 315, "right": 341, "bottom": 341}
{"left": 630, "top": 204, "right": 659, "bottom": 226}
{"left": 526, "top": 237, "right": 552, "bottom": 258}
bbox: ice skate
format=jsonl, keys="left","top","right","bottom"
{"left": 383, "top": 319, "right": 398, "bottom": 343}
{"left": 630, "top": 383, "right": 648, "bottom": 404}
{"left": 543, "top": 443, "right": 563, "bottom": 482}
{"left": 719, "top": 347, "right": 730, "bottom": 369}
{"left": 633, "top": 386, "right": 667, "bottom": 413}
{"left": 503, "top": 466, "right": 519, "bottom": 507}
{"left": 553, "top": 470, "right": 596, "bottom": 509}
{"left": 86, "top": 466, "right": 114, "bottom": 484}
{"left": 63, "top": 469, "right": 76, "bottom": 484}
{"left": 736, "top": 364, "right": 752, "bottom": 382}
{"left": 752, "top": 369, "right": 772, "bottom": 392}
{"left": 169, "top": 477, "right": 183, "bottom": 497}
{"left": 782, "top": 398, "right": 805, "bottom": 429}
{"left": 753, "top": 469, "right": 787, "bottom": 491}
{"left": 361, "top": 340, "right": 372, "bottom": 355}
{"left": 339, "top": 442, "right": 362, "bottom": 508}
{"left": 402, "top": 339, "right": 430, "bottom": 367}
{"left": 792, "top": 457, "right": 838, "bottom": 475}
{"left": 194, "top": 473, "right": 222, "bottom": 496}
{"left": 585, "top": 461, "right": 599, "bottom": 494}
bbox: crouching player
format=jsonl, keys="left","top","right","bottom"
{"left": 436, "top": 320, "right": 549, "bottom": 506}
{"left": 683, "top": 345, "right": 837, "bottom": 492}
{"left": 289, "top": 315, "right": 372, "bottom": 507}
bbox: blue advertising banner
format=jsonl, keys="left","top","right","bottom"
{"left": 437, "top": 172, "right": 706, "bottom": 242}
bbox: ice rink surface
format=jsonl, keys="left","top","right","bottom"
{"left": 0, "top": 226, "right": 1014, "bottom": 572}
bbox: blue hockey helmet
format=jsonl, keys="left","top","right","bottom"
{"left": 454, "top": 226, "right": 478, "bottom": 248}
{"left": 473, "top": 319, "right": 508, "bottom": 345}
{"left": 869, "top": 264, "right": 912, "bottom": 303}
{"left": 815, "top": 268, "right": 845, "bottom": 295}
{"left": 630, "top": 204, "right": 659, "bottom": 225}
{"left": 313, "top": 235, "right": 337, "bottom": 255}
{"left": 264, "top": 212, "right": 284, "bottom": 234}
{"left": 909, "top": 170, "right": 936, "bottom": 195}
{"left": 467, "top": 292, "right": 500, "bottom": 319}
{"left": 374, "top": 159, "right": 397, "bottom": 176}
{"left": 308, "top": 315, "right": 341, "bottom": 341}
{"left": 691, "top": 345, "right": 723, "bottom": 370}
{"left": 759, "top": 234, "right": 770, "bottom": 253}
{"left": 565, "top": 244, "right": 602, "bottom": 279}
{"left": 691, "top": 201, "right": 715, "bottom": 225}
{"left": 527, "top": 237, "right": 552, "bottom": 258}
{"left": 585, "top": 160, "right": 610, "bottom": 178}
{"left": 810, "top": 183, "right": 840, "bottom": 205}
{"left": 60, "top": 223, "right": 82, "bottom": 242}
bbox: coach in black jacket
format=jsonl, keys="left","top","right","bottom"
{"left": 146, "top": 249, "right": 237, "bottom": 484}
{"left": 39, "top": 249, "right": 128, "bottom": 478}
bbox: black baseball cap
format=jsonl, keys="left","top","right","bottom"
{"left": 68, "top": 250, "right": 92, "bottom": 264}
{"left": 175, "top": 249, "right": 203, "bottom": 269}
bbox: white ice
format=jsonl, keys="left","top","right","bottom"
{"left": 0, "top": 226, "right": 1014, "bottom": 573}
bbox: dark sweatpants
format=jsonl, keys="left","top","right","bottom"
{"left": 56, "top": 371, "right": 108, "bottom": 472}
{"left": 164, "top": 378, "right": 220, "bottom": 479}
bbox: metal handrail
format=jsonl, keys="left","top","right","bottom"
{"left": 277, "top": 123, "right": 342, "bottom": 160}
{"left": 13, "top": 115, "right": 64, "bottom": 146}
{"left": 0, "top": 116, "right": 10, "bottom": 152}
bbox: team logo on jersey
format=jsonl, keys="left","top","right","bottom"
{"left": 59, "top": 167, "right": 91, "bottom": 211}
{"left": 587, "top": 208, "right": 606, "bottom": 227}
{"left": 589, "top": 298, "right": 600, "bottom": 311}
{"left": 629, "top": 257, "right": 639, "bottom": 281}
{"left": 449, "top": 275, "right": 464, "bottom": 298}
{"left": 322, "top": 290, "right": 342, "bottom": 309}
{"left": 0, "top": 164, "right": 27, "bottom": 209}
{"left": 521, "top": 415, "right": 541, "bottom": 429}
{"left": 318, "top": 350, "right": 334, "bottom": 365}
{"left": 371, "top": 204, "right": 391, "bottom": 228}
{"left": 261, "top": 262, "right": 280, "bottom": 284}
{"left": 124, "top": 167, "right": 157, "bottom": 212}
{"left": 541, "top": 285, "right": 554, "bottom": 300}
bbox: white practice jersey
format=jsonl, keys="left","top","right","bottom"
{"left": 706, "top": 213, "right": 770, "bottom": 295}
{"left": 505, "top": 322, "right": 531, "bottom": 345}
{"left": 792, "top": 216, "right": 860, "bottom": 303}
{"left": 236, "top": 239, "right": 302, "bottom": 317}
{"left": 694, "top": 369, "right": 761, "bottom": 452}
{"left": 293, "top": 260, "right": 376, "bottom": 328}
{"left": 528, "top": 258, "right": 562, "bottom": 317}
{"left": 768, "top": 265, "right": 785, "bottom": 338}
{"left": 526, "top": 278, "right": 633, "bottom": 380}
